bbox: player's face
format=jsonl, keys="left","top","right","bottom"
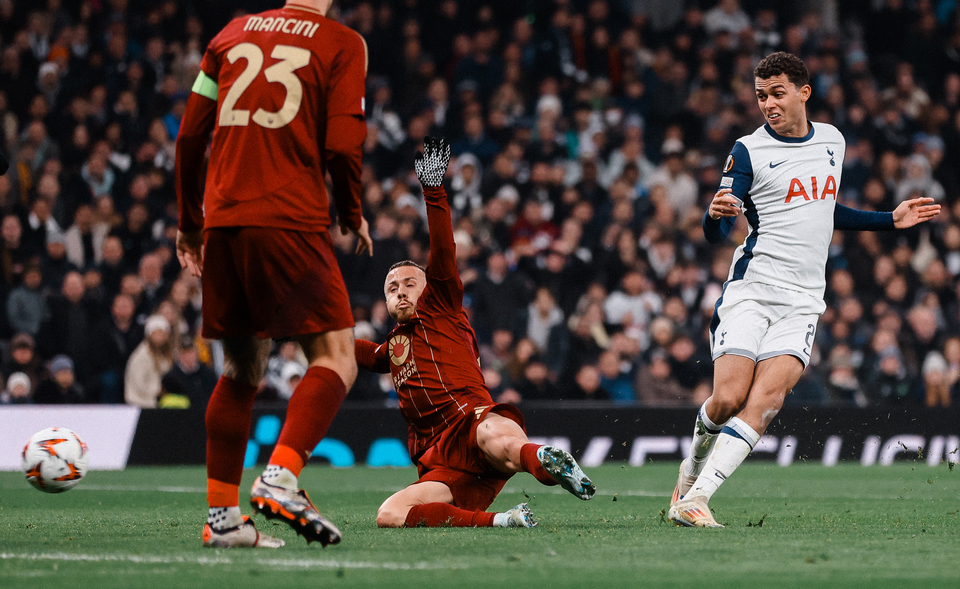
{"left": 755, "top": 73, "right": 811, "bottom": 137}
{"left": 384, "top": 266, "right": 426, "bottom": 324}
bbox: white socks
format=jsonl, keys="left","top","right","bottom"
{"left": 207, "top": 506, "right": 243, "bottom": 530}
{"left": 492, "top": 513, "right": 510, "bottom": 527}
{"left": 684, "top": 401, "right": 727, "bottom": 478}
{"left": 687, "top": 417, "right": 760, "bottom": 502}
{"left": 261, "top": 464, "right": 298, "bottom": 491}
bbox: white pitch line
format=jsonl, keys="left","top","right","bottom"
{"left": 76, "top": 485, "right": 409, "bottom": 494}
{"left": 0, "top": 552, "right": 467, "bottom": 571}
{"left": 77, "top": 485, "right": 207, "bottom": 493}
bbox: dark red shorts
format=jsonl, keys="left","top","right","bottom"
{"left": 413, "top": 403, "right": 526, "bottom": 512}
{"left": 201, "top": 227, "right": 354, "bottom": 340}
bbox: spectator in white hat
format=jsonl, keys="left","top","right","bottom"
{"left": 124, "top": 314, "right": 174, "bottom": 408}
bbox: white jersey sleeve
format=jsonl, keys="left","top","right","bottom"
{"left": 719, "top": 122, "right": 846, "bottom": 300}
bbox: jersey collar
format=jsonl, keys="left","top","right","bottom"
{"left": 763, "top": 122, "right": 815, "bottom": 143}
{"left": 285, "top": 4, "right": 324, "bottom": 16}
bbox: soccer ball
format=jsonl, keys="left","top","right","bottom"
{"left": 21, "top": 427, "right": 89, "bottom": 493}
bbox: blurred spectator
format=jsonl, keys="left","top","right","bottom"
{"left": 160, "top": 337, "right": 217, "bottom": 410}
{"left": 90, "top": 293, "right": 143, "bottom": 404}
{"left": 604, "top": 270, "right": 662, "bottom": 351}
{"left": 921, "top": 350, "right": 951, "bottom": 407}
{"left": 598, "top": 349, "right": 635, "bottom": 404}
{"left": 2, "top": 333, "right": 40, "bottom": 391}
{"left": 37, "top": 271, "right": 99, "bottom": 377}
{"left": 525, "top": 287, "right": 564, "bottom": 354}
{"left": 864, "top": 345, "right": 917, "bottom": 405}
{"left": 137, "top": 252, "right": 169, "bottom": 316}
{"left": 470, "top": 251, "right": 531, "bottom": 342}
{"left": 6, "top": 263, "right": 47, "bottom": 338}
{"left": 63, "top": 203, "right": 108, "bottom": 269}
{"left": 562, "top": 363, "right": 610, "bottom": 401}
{"left": 124, "top": 314, "right": 173, "bottom": 408}
{"left": 636, "top": 350, "right": 690, "bottom": 406}
{"left": 825, "top": 344, "right": 866, "bottom": 406}
{"left": 0, "top": 371, "right": 32, "bottom": 404}
{"left": 513, "top": 356, "right": 559, "bottom": 401}
{"left": 34, "top": 354, "right": 84, "bottom": 404}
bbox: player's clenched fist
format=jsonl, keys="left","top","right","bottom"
{"left": 708, "top": 188, "right": 742, "bottom": 220}
{"left": 415, "top": 136, "right": 451, "bottom": 187}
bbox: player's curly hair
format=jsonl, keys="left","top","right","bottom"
{"left": 754, "top": 51, "right": 809, "bottom": 89}
{"left": 389, "top": 260, "right": 425, "bottom": 273}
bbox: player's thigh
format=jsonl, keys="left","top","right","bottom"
{"left": 475, "top": 412, "right": 528, "bottom": 472}
{"left": 221, "top": 336, "right": 271, "bottom": 385}
{"left": 381, "top": 480, "right": 455, "bottom": 510}
{"left": 377, "top": 481, "right": 454, "bottom": 527}
{"left": 294, "top": 328, "right": 356, "bottom": 367}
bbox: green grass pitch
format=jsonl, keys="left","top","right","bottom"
{"left": 1, "top": 462, "right": 958, "bottom": 588}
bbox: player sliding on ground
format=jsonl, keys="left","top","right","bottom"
{"left": 356, "top": 137, "right": 595, "bottom": 529}
{"left": 668, "top": 52, "right": 941, "bottom": 528}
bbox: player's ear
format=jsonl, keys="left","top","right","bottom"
{"left": 799, "top": 83, "right": 812, "bottom": 103}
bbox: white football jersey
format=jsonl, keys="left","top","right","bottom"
{"left": 718, "top": 122, "right": 845, "bottom": 300}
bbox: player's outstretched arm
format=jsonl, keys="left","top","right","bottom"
{"left": 356, "top": 339, "right": 391, "bottom": 373}
{"left": 415, "top": 137, "right": 457, "bottom": 280}
{"left": 892, "top": 197, "right": 941, "bottom": 229}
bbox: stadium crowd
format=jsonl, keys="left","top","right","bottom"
{"left": 0, "top": 0, "right": 959, "bottom": 410}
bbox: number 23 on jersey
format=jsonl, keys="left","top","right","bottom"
{"left": 219, "top": 43, "right": 310, "bottom": 129}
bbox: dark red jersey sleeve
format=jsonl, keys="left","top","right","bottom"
{"left": 175, "top": 92, "right": 217, "bottom": 232}
{"left": 356, "top": 339, "right": 390, "bottom": 373}
{"left": 326, "top": 115, "right": 365, "bottom": 231}
{"left": 327, "top": 31, "right": 366, "bottom": 118}
{"left": 420, "top": 185, "right": 463, "bottom": 313}
{"left": 325, "top": 31, "right": 367, "bottom": 231}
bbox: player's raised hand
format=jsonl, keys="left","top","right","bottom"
{"left": 176, "top": 229, "right": 204, "bottom": 278}
{"left": 342, "top": 215, "right": 374, "bottom": 257}
{"left": 708, "top": 188, "right": 742, "bottom": 220}
{"left": 892, "top": 196, "right": 941, "bottom": 229}
{"left": 414, "top": 136, "right": 451, "bottom": 188}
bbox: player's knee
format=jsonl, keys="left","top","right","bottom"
{"left": 376, "top": 504, "right": 407, "bottom": 528}
{"left": 708, "top": 396, "right": 740, "bottom": 421}
{"left": 333, "top": 354, "right": 358, "bottom": 388}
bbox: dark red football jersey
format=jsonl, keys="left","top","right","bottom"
{"left": 192, "top": 6, "right": 366, "bottom": 231}
{"left": 356, "top": 187, "right": 493, "bottom": 460}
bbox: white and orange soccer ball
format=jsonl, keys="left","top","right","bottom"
{"left": 21, "top": 427, "right": 89, "bottom": 493}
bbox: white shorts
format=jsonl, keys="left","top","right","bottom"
{"left": 709, "top": 280, "right": 825, "bottom": 367}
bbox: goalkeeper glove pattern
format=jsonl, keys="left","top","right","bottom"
{"left": 414, "top": 136, "right": 451, "bottom": 187}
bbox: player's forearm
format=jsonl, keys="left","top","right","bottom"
{"left": 175, "top": 93, "right": 216, "bottom": 232}
{"left": 702, "top": 211, "right": 734, "bottom": 243}
{"left": 833, "top": 203, "right": 894, "bottom": 231}
{"left": 326, "top": 115, "right": 366, "bottom": 231}
{"left": 423, "top": 186, "right": 458, "bottom": 279}
{"left": 356, "top": 339, "right": 390, "bottom": 373}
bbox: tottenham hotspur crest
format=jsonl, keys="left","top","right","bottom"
{"left": 827, "top": 147, "right": 835, "bottom": 166}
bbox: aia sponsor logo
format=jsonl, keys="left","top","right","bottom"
{"left": 784, "top": 175, "right": 837, "bottom": 203}
{"left": 389, "top": 334, "right": 411, "bottom": 366}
